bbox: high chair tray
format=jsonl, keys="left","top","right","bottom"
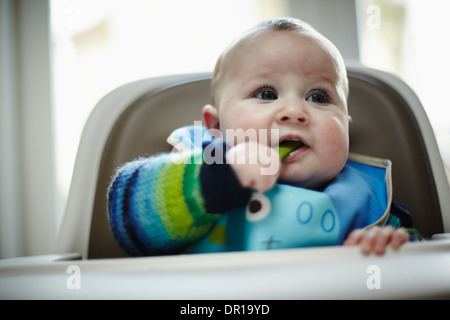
{"left": 1, "top": 239, "right": 450, "bottom": 299}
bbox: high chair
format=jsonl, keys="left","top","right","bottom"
{"left": 1, "top": 65, "right": 450, "bottom": 299}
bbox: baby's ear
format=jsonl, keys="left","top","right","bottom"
{"left": 202, "top": 104, "right": 221, "bottom": 138}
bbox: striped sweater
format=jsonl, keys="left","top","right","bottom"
{"left": 107, "top": 141, "right": 252, "bottom": 256}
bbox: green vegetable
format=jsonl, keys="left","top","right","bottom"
{"left": 275, "top": 141, "right": 303, "bottom": 159}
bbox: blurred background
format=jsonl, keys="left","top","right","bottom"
{"left": 1, "top": 0, "right": 449, "bottom": 258}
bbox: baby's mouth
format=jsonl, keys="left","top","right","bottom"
{"left": 275, "top": 138, "right": 306, "bottom": 160}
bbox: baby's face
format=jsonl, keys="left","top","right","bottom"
{"left": 208, "top": 30, "right": 351, "bottom": 189}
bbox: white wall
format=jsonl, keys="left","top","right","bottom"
{"left": 287, "top": 0, "right": 360, "bottom": 60}
{"left": 0, "top": 0, "right": 56, "bottom": 258}
{"left": 1, "top": 0, "right": 22, "bottom": 258}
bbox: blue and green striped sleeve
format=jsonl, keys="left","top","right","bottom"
{"left": 107, "top": 143, "right": 251, "bottom": 256}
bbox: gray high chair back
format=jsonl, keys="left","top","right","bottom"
{"left": 57, "top": 66, "right": 450, "bottom": 259}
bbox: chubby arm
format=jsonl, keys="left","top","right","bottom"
{"left": 107, "top": 141, "right": 252, "bottom": 256}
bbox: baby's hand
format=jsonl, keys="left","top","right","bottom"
{"left": 343, "top": 226, "right": 410, "bottom": 255}
{"left": 226, "top": 142, "right": 281, "bottom": 193}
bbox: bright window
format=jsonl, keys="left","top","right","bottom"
{"left": 356, "top": 0, "right": 450, "bottom": 178}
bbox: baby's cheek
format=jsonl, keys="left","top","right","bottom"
{"left": 326, "top": 117, "right": 349, "bottom": 148}
{"left": 320, "top": 122, "right": 349, "bottom": 166}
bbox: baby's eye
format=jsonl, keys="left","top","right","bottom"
{"left": 306, "top": 90, "right": 330, "bottom": 104}
{"left": 253, "top": 87, "right": 278, "bottom": 100}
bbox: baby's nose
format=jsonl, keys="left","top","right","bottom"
{"left": 277, "top": 106, "right": 309, "bottom": 125}
{"left": 279, "top": 115, "right": 307, "bottom": 124}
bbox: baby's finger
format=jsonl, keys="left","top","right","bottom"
{"left": 372, "top": 226, "right": 393, "bottom": 255}
{"left": 342, "top": 229, "right": 365, "bottom": 246}
{"left": 389, "top": 229, "right": 410, "bottom": 249}
{"left": 359, "top": 228, "right": 378, "bottom": 255}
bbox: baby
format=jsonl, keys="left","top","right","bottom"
{"left": 108, "top": 18, "right": 417, "bottom": 257}
{"left": 204, "top": 18, "right": 411, "bottom": 254}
